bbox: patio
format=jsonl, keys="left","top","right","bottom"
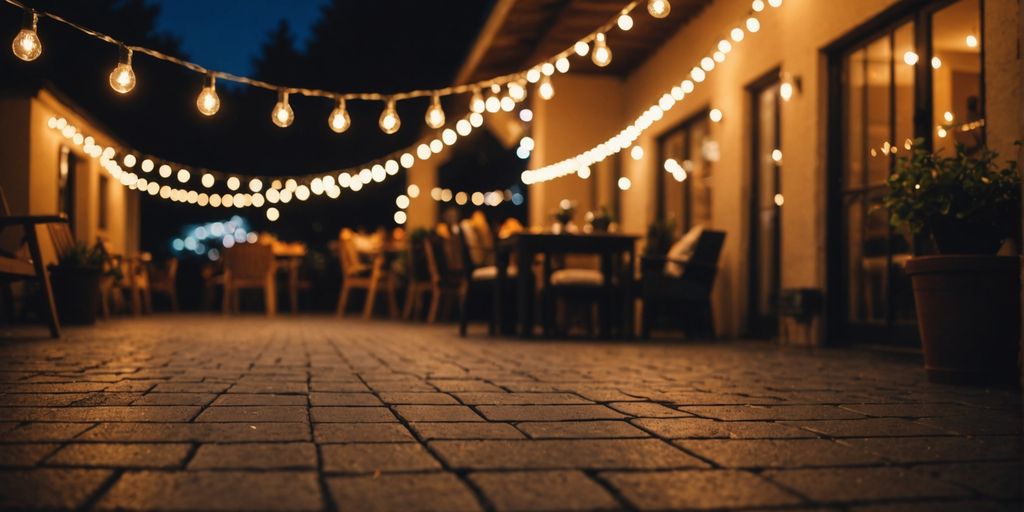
{"left": 0, "top": 315, "right": 1020, "bottom": 511}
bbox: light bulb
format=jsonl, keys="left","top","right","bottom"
{"left": 592, "top": 33, "right": 612, "bottom": 67}
{"left": 965, "top": 34, "right": 978, "bottom": 48}
{"left": 709, "top": 108, "right": 723, "bottom": 123}
{"left": 780, "top": 81, "right": 794, "bottom": 101}
{"left": 379, "top": 98, "right": 400, "bottom": 134}
{"left": 328, "top": 97, "right": 350, "bottom": 133}
{"left": 574, "top": 41, "right": 590, "bottom": 58}
{"left": 538, "top": 75, "right": 555, "bottom": 100}
{"left": 555, "top": 57, "right": 570, "bottom": 74}
{"left": 272, "top": 91, "right": 294, "bottom": 127}
{"left": 903, "top": 51, "right": 919, "bottom": 66}
{"left": 425, "top": 93, "right": 445, "bottom": 129}
{"left": 469, "top": 88, "right": 485, "bottom": 113}
{"left": 647, "top": 0, "right": 671, "bottom": 18}
{"left": 196, "top": 74, "right": 220, "bottom": 116}
{"left": 508, "top": 80, "right": 526, "bottom": 101}
{"left": 11, "top": 11, "right": 41, "bottom": 61}
{"left": 617, "top": 13, "right": 634, "bottom": 31}
{"left": 109, "top": 46, "right": 135, "bottom": 94}
{"left": 745, "top": 17, "right": 760, "bottom": 33}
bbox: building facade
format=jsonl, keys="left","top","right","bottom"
{"left": 410, "top": 0, "right": 1022, "bottom": 345}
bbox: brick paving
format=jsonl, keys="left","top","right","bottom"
{"left": 0, "top": 315, "right": 1020, "bottom": 511}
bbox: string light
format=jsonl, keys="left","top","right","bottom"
{"left": 709, "top": 108, "right": 723, "bottom": 122}
{"left": 617, "top": 13, "right": 634, "bottom": 31}
{"left": 328, "top": 97, "right": 351, "bottom": 133}
{"left": 272, "top": 91, "right": 294, "bottom": 128}
{"left": 647, "top": 0, "right": 671, "bottom": 18}
{"left": 196, "top": 74, "right": 220, "bottom": 116}
{"left": 574, "top": 41, "right": 590, "bottom": 57}
{"left": 508, "top": 80, "right": 526, "bottom": 101}
{"left": 108, "top": 45, "right": 135, "bottom": 94}
{"left": 965, "top": 34, "right": 978, "bottom": 48}
{"left": 538, "top": 75, "right": 555, "bottom": 100}
{"left": 11, "top": 9, "right": 40, "bottom": 61}
{"left": 630, "top": 145, "right": 644, "bottom": 160}
{"left": 592, "top": 33, "right": 612, "bottom": 67}
{"left": 425, "top": 93, "right": 445, "bottom": 129}
{"left": 903, "top": 51, "right": 919, "bottom": 66}
{"left": 376, "top": 98, "right": 400, "bottom": 134}
{"left": 555, "top": 57, "right": 570, "bottom": 74}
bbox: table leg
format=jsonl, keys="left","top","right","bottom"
{"left": 494, "top": 250, "right": 507, "bottom": 336}
{"left": 517, "top": 248, "right": 533, "bottom": 338}
{"left": 600, "top": 252, "right": 612, "bottom": 338}
{"left": 289, "top": 260, "right": 299, "bottom": 314}
{"left": 624, "top": 247, "right": 635, "bottom": 339}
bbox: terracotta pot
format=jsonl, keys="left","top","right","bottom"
{"left": 49, "top": 265, "right": 101, "bottom": 326}
{"left": 905, "top": 255, "right": 1021, "bottom": 385}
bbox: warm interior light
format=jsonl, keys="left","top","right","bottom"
{"left": 379, "top": 99, "right": 400, "bottom": 134}
{"left": 709, "top": 108, "right": 723, "bottom": 122}
{"left": 272, "top": 91, "right": 294, "bottom": 128}
{"left": 780, "top": 81, "right": 794, "bottom": 101}
{"left": 12, "top": 11, "right": 42, "bottom": 61}
{"left": 617, "top": 13, "right": 634, "bottom": 31}
{"left": 630, "top": 145, "right": 644, "bottom": 160}
{"left": 903, "top": 51, "right": 919, "bottom": 66}
{"left": 196, "top": 74, "right": 220, "bottom": 116}
{"left": 574, "top": 41, "right": 590, "bottom": 56}
{"left": 965, "top": 34, "right": 978, "bottom": 48}
{"left": 538, "top": 75, "right": 555, "bottom": 100}
{"left": 470, "top": 88, "right": 485, "bottom": 113}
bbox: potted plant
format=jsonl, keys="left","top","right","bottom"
{"left": 48, "top": 242, "right": 105, "bottom": 325}
{"left": 884, "top": 141, "right": 1021, "bottom": 384}
{"left": 586, "top": 206, "right": 615, "bottom": 232}
{"left": 552, "top": 200, "right": 576, "bottom": 234}
{"left": 644, "top": 217, "right": 677, "bottom": 256}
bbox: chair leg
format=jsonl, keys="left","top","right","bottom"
{"left": 427, "top": 285, "right": 441, "bottom": 324}
{"left": 362, "top": 278, "right": 379, "bottom": 320}
{"left": 386, "top": 279, "right": 399, "bottom": 319}
{"left": 458, "top": 286, "right": 469, "bottom": 337}
{"left": 222, "top": 283, "right": 231, "bottom": 315}
{"left": 402, "top": 283, "right": 416, "bottom": 320}
{"left": 265, "top": 281, "right": 277, "bottom": 317}
{"left": 26, "top": 227, "right": 59, "bottom": 338}
{"left": 337, "top": 284, "right": 350, "bottom": 316}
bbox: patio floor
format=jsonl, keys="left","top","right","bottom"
{"left": 0, "top": 315, "right": 1020, "bottom": 511}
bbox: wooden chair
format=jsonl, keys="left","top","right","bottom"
{"left": 147, "top": 257, "right": 179, "bottom": 312}
{"left": 404, "top": 232, "right": 460, "bottom": 323}
{"left": 222, "top": 243, "right": 276, "bottom": 316}
{"left": 454, "top": 220, "right": 518, "bottom": 336}
{"left": 336, "top": 229, "right": 398, "bottom": 319}
{"left": 95, "top": 238, "right": 148, "bottom": 317}
{"left": 0, "top": 188, "right": 64, "bottom": 338}
{"left": 640, "top": 230, "right": 726, "bottom": 338}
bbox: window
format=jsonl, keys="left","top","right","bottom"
{"left": 748, "top": 73, "right": 782, "bottom": 336}
{"left": 58, "top": 146, "right": 76, "bottom": 233}
{"left": 828, "top": 0, "right": 983, "bottom": 344}
{"left": 655, "top": 111, "right": 713, "bottom": 235}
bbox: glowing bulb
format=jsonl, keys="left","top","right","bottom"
{"left": 176, "top": 169, "right": 190, "bottom": 183}
{"left": 771, "top": 149, "right": 783, "bottom": 162}
{"left": 328, "top": 97, "right": 351, "bottom": 133}
{"left": 141, "top": 159, "right": 153, "bottom": 172}
{"left": 943, "top": 111, "right": 954, "bottom": 123}
{"left": 574, "top": 41, "right": 590, "bottom": 56}
{"left": 780, "top": 81, "right": 794, "bottom": 101}
{"left": 396, "top": 195, "right": 410, "bottom": 209}
{"left": 752, "top": 0, "right": 765, "bottom": 11}
{"left": 630, "top": 145, "right": 644, "bottom": 160}
{"left": 470, "top": 88, "right": 485, "bottom": 113}
{"left": 555, "top": 57, "right": 570, "bottom": 74}
{"left": 965, "top": 34, "right": 978, "bottom": 48}
{"left": 592, "top": 33, "right": 612, "bottom": 67}
{"left": 201, "top": 174, "right": 215, "bottom": 188}
{"left": 930, "top": 56, "right": 942, "bottom": 69}
{"left": 379, "top": 99, "right": 400, "bottom": 134}
{"left": 526, "top": 68, "right": 541, "bottom": 83}
{"left": 519, "top": 108, "right": 533, "bottom": 122}
{"left": 745, "top": 17, "right": 760, "bottom": 33}
{"left": 272, "top": 91, "right": 294, "bottom": 128}
{"left": 508, "top": 80, "right": 526, "bottom": 101}
{"left": 249, "top": 178, "right": 263, "bottom": 192}
{"left": 774, "top": 193, "right": 784, "bottom": 206}
{"left": 227, "top": 177, "right": 240, "bottom": 190}
{"left": 11, "top": 11, "right": 41, "bottom": 61}
{"left": 690, "top": 67, "right": 706, "bottom": 82}
{"left": 425, "top": 93, "right": 445, "bottom": 129}
{"left": 731, "top": 27, "right": 745, "bottom": 42}
{"left": 718, "top": 40, "right": 732, "bottom": 53}
{"left": 266, "top": 207, "right": 280, "bottom": 222}
{"left": 108, "top": 46, "right": 136, "bottom": 94}
{"left": 617, "top": 13, "right": 634, "bottom": 31}
{"left": 618, "top": 176, "right": 632, "bottom": 191}
{"left": 196, "top": 74, "right": 220, "bottom": 116}
{"left": 123, "top": 154, "right": 136, "bottom": 168}
{"left": 903, "top": 51, "right": 919, "bottom": 66}
{"left": 768, "top": 0, "right": 782, "bottom": 6}
{"left": 394, "top": 211, "right": 407, "bottom": 225}
{"left": 535, "top": 76, "right": 555, "bottom": 102}
{"left": 700, "top": 56, "right": 715, "bottom": 71}
{"left": 709, "top": 108, "right": 723, "bottom": 123}
{"left": 647, "top": 0, "right": 671, "bottom": 18}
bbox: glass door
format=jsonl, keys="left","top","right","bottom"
{"left": 748, "top": 74, "right": 781, "bottom": 337}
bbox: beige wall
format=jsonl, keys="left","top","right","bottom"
{"left": 2, "top": 90, "right": 139, "bottom": 264}
{"left": 528, "top": 0, "right": 1021, "bottom": 340}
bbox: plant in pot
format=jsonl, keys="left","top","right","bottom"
{"left": 552, "top": 200, "right": 576, "bottom": 234}
{"left": 884, "top": 141, "right": 1021, "bottom": 384}
{"left": 586, "top": 205, "right": 616, "bottom": 233}
{"left": 48, "top": 242, "right": 105, "bottom": 325}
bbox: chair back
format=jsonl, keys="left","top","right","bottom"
{"left": 224, "top": 243, "right": 275, "bottom": 281}
{"left": 47, "top": 223, "right": 76, "bottom": 260}
{"left": 680, "top": 230, "right": 726, "bottom": 288}
{"left": 338, "top": 229, "right": 363, "bottom": 277}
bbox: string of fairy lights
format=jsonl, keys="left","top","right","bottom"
{"left": 521, "top": 0, "right": 786, "bottom": 185}
{"left": 9, "top": 0, "right": 681, "bottom": 221}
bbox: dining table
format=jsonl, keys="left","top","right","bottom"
{"left": 493, "top": 232, "right": 639, "bottom": 339}
{"left": 271, "top": 241, "right": 307, "bottom": 314}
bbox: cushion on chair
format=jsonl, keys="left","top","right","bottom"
{"left": 471, "top": 265, "right": 517, "bottom": 281}
{"left": 550, "top": 268, "right": 603, "bottom": 287}
{"left": 665, "top": 225, "right": 704, "bottom": 277}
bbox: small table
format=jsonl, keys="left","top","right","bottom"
{"left": 273, "top": 243, "right": 307, "bottom": 314}
{"left": 494, "top": 233, "right": 638, "bottom": 338}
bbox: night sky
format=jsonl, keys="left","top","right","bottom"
{"left": 152, "top": 0, "right": 327, "bottom": 77}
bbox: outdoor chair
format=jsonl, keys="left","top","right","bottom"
{"left": 96, "top": 238, "right": 150, "bottom": 317}
{"left": 640, "top": 229, "right": 726, "bottom": 338}
{"left": 542, "top": 258, "right": 614, "bottom": 338}
{"left": 404, "top": 231, "right": 460, "bottom": 323}
{"left": 222, "top": 243, "right": 277, "bottom": 316}
{"left": 0, "top": 187, "right": 64, "bottom": 338}
{"left": 147, "top": 257, "right": 179, "bottom": 312}
{"left": 455, "top": 219, "right": 518, "bottom": 336}
{"left": 336, "top": 228, "right": 398, "bottom": 319}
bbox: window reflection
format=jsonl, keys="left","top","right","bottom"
{"left": 932, "top": 0, "right": 983, "bottom": 151}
